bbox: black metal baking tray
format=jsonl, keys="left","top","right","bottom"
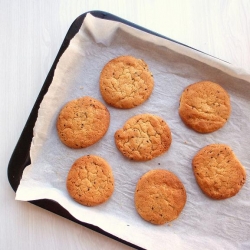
{"left": 8, "top": 10, "right": 215, "bottom": 250}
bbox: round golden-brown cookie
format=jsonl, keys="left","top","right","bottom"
{"left": 135, "top": 169, "right": 187, "bottom": 225}
{"left": 179, "top": 81, "right": 231, "bottom": 133}
{"left": 192, "top": 144, "right": 246, "bottom": 199}
{"left": 115, "top": 114, "right": 172, "bottom": 161}
{"left": 99, "top": 55, "right": 154, "bottom": 109}
{"left": 66, "top": 155, "right": 115, "bottom": 206}
{"left": 56, "top": 96, "right": 110, "bottom": 149}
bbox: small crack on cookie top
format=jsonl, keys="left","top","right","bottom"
{"left": 100, "top": 56, "right": 154, "bottom": 109}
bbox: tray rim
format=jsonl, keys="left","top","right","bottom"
{"left": 7, "top": 10, "right": 219, "bottom": 250}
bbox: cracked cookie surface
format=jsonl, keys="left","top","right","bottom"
{"left": 115, "top": 114, "right": 172, "bottom": 161}
{"left": 56, "top": 96, "right": 110, "bottom": 148}
{"left": 192, "top": 144, "right": 246, "bottom": 199}
{"left": 99, "top": 55, "right": 154, "bottom": 109}
{"left": 179, "top": 81, "right": 231, "bottom": 133}
{"left": 66, "top": 155, "right": 115, "bottom": 206}
{"left": 135, "top": 169, "right": 187, "bottom": 225}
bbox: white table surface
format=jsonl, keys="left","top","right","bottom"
{"left": 1, "top": 1, "right": 250, "bottom": 249}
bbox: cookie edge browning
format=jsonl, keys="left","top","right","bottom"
{"left": 56, "top": 96, "right": 110, "bottom": 149}
{"left": 134, "top": 169, "right": 187, "bottom": 225}
{"left": 192, "top": 144, "right": 246, "bottom": 199}
{"left": 178, "top": 81, "right": 231, "bottom": 133}
{"left": 99, "top": 55, "right": 154, "bottom": 109}
{"left": 66, "top": 155, "right": 115, "bottom": 206}
{"left": 114, "top": 113, "right": 172, "bottom": 161}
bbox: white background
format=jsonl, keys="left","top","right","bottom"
{"left": 1, "top": 1, "right": 250, "bottom": 249}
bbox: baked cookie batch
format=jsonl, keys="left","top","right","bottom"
{"left": 56, "top": 55, "right": 246, "bottom": 225}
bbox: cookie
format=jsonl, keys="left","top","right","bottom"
{"left": 179, "top": 81, "right": 231, "bottom": 133}
{"left": 192, "top": 144, "right": 246, "bottom": 199}
{"left": 115, "top": 114, "right": 172, "bottom": 161}
{"left": 66, "top": 155, "right": 115, "bottom": 206}
{"left": 135, "top": 169, "right": 187, "bottom": 225}
{"left": 56, "top": 96, "right": 110, "bottom": 149}
{"left": 99, "top": 55, "right": 154, "bottom": 109}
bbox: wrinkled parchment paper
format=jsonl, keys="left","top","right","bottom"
{"left": 16, "top": 13, "right": 250, "bottom": 250}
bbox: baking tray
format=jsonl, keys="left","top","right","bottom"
{"left": 8, "top": 10, "right": 218, "bottom": 250}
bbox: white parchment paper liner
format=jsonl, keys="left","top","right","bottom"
{"left": 16, "top": 13, "right": 250, "bottom": 250}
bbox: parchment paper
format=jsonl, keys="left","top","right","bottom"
{"left": 16, "top": 13, "right": 250, "bottom": 250}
